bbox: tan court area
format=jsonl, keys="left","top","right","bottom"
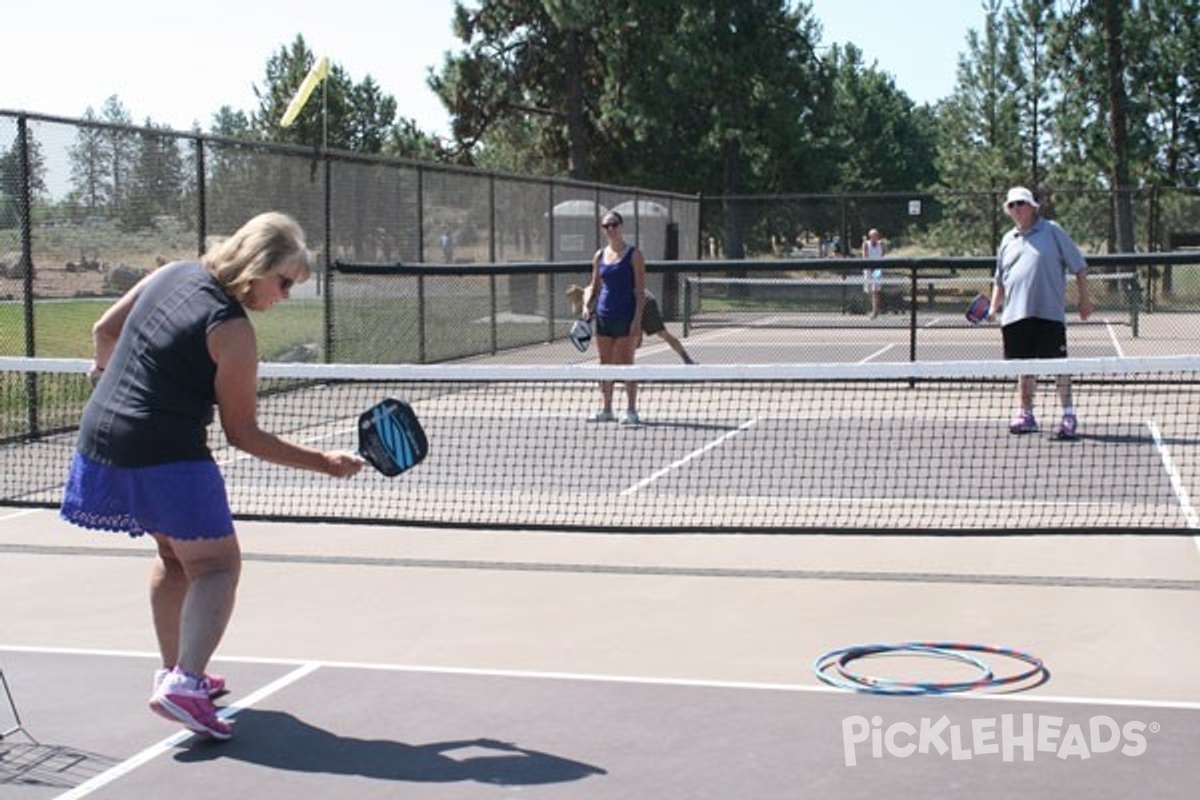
{"left": 2, "top": 508, "right": 1199, "bottom": 799}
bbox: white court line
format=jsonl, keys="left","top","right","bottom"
{"left": 215, "top": 425, "right": 356, "bottom": 466}
{"left": 1105, "top": 319, "right": 1126, "bottom": 357}
{"left": 681, "top": 324, "right": 901, "bottom": 362}
{"left": 633, "top": 341, "right": 677, "bottom": 359}
{"left": 245, "top": 656, "right": 1200, "bottom": 713}
{"left": 0, "top": 508, "right": 41, "bottom": 523}
{"left": 858, "top": 343, "right": 895, "bottom": 363}
{"left": 679, "top": 311, "right": 843, "bottom": 342}
{"left": 1146, "top": 419, "right": 1200, "bottom": 556}
{"left": 51, "top": 661, "right": 321, "bottom": 800}
{"left": 3, "top": 644, "right": 1198, "bottom": 717}
{"left": 621, "top": 418, "right": 759, "bottom": 496}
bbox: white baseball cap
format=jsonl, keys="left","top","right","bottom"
{"left": 1005, "top": 186, "right": 1039, "bottom": 209}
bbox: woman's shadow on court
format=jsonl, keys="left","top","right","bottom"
{"left": 175, "top": 709, "right": 606, "bottom": 786}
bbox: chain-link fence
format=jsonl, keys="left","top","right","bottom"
{"left": 696, "top": 188, "right": 1200, "bottom": 322}
{"left": 0, "top": 110, "right": 698, "bottom": 362}
{"left": 7, "top": 110, "right": 1200, "bottom": 365}
{"left": 698, "top": 187, "right": 1200, "bottom": 260}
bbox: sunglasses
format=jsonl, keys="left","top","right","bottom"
{"left": 277, "top": 274, "right": 295, "bottom": 292}
{"left": 601, "top": 221, "right": 621, "bottom": 229}
{"left": 1006, "top": 200, "right": 1028, "bottom": 209}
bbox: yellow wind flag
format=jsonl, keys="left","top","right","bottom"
{"left": 280, "top": 56, "right": 331, "bottom": 128}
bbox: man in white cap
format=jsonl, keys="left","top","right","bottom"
{"left": 989, "top": 186, "right": 1093, "bottom": 440}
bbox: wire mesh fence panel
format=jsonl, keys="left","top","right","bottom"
{"left": 0, "top": 110, "right": 697, "bottom": 363}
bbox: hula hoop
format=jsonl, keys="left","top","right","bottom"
{"left": 813, "top": 641, "right": 1046, "bottom": 695}
{"left": 818, "top": 643, "right": 994, "bottom": 695}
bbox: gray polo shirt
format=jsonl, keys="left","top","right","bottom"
{"left": 995, "top": 218, "right": 1087, "bottom": 325}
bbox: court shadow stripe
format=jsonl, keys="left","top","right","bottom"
{"left": 2, "top": 543, "right": 1198, "bottom": 592}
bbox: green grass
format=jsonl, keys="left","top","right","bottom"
{"left": 1, "top": 298, "right": 325, "bottom": 361}
{"left": 3, "top": 293, "right": 561, "bottom": 366}
{"left": 327, "top": 295, "right": 562, "bottom": 363}
{"left": 246, "top": 300, "right": 324, "bottom": 361}
{"left": 2, "top": 371, "right": 92, "bottom": 439}
{"left": 0, "top": 299, "right": 109, "bottom": 358}
{"left": 1, "top": 299, "right": 327, "bottom": 440}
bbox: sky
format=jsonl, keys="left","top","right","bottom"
{"left": 4, "top": 1, "right": 984, "bottom": 138}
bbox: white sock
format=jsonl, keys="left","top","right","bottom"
{"left": 162, "top": 666, "right": 199, "bottom": 691}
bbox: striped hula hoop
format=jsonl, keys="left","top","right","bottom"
{"left": 813, "top": 641, "right": 1047, "bottom": 695}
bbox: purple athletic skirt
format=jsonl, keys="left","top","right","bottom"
{"left": 59, "top": 452, "right": 235, "bottom": 540}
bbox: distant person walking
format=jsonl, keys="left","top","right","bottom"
{"left": 862, "top": 228, "right": 885, "bottom": 319}
{"left": 990, "top": 187, "right": 1093, "bottom": 440}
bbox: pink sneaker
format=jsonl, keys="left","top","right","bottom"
{"left": 1054, "top": 413, "right": 1079, "bottom": 441}
{"left": 150, "top": 671, "right": 234, "bottom": 740}
{"left": 154, "top": 668, "right": 227, "bottom": 699}
{"left": 1008, "top": 409, "right": 1038, "bottom": 434}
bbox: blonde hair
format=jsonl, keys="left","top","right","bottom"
{"left": 202, "top": 212, "right": 314, "bottom": 301}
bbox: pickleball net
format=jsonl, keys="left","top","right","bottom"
{"left": 682, "top": 271, "right": 1140, "bottom": 330}
{"left": 2, "top": 355, "right": 1198, "bottom": 533}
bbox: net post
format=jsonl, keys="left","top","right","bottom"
{"left": 23, "top": 371, "right": 39, "bottom": 440}
{"left": 489, "top": 273, "right": 499, "bottom": 355}
{"left": 417, "top": 275, "right": 427, "bottom": 363}
{"left": 1130, "top": 270, "right": 1141, "bottom": 338}
{"left": 546, "top": 272, "right": 556, "bottom": 344}
{"left": 908, "top": 266, "right": 918, "bottom": 368}
{"left": 682, "top": 276, "right": 693, "bottom": 337}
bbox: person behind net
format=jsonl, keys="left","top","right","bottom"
{"left": 566, "top": 284, "right": 695, "bottom": 365}
{"left": 639, "top": 287, "right": 696, "bottom": 364}
{"left": 861, "top": 227, "right": 886, "bottom": 318}
{"left": 583, "top": 210, "right": 646, "bottom": 425}
{"left": 988, "top": 187, "right": 1093, "bottom": 440}
{"left": 59, "top": 212, "right": 365, "bottom": 740}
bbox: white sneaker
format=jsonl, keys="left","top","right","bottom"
{"left": 619, "top": 409, "right": 640, "bottom": 425}
{"left": 588, "top": 409, "right": 616, "bottom": 422}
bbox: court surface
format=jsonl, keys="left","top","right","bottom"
{"left": 3, "top": 312, "right": 1199, "bottom": 797}
{"left": 2, "top": 508, "right": 1199, "bottom": 799}
{"left": 569, "top": 307, "right": 1192, "bottom": 365}
{"left": 242, "top": 312, "right": 1200, "bottom": 531}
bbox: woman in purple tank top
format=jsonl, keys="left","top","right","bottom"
{"left": 582, "top": 210, "right": 645, "bottom": 425}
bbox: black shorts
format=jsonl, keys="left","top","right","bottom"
{"left": 641, "top": 298, "right": 665, "bottom": 335}
{"left": 1001, "top": 317, "right": 1067, "bottom": 359}
{"left": 596, "top": 315, "right": 633, "bottom": 337}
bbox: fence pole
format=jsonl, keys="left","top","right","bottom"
{"left": 1131, "top": 271, "right": 1141, "bottom": 338}
{"left": 15, "top": 116, "right": 40, "bottom": 437}
{"left": 489, "top": 175, "right": 498, "bottom": 355}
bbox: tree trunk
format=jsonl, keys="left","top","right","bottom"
{"left": 1104, "top": 0, "right": 1135, "bottom": 253}
{"left": 722, "top": 134, "right": 745, "bottom": 260}
{"left": 563, "top": 29, "right": 590, "bottom": 182}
